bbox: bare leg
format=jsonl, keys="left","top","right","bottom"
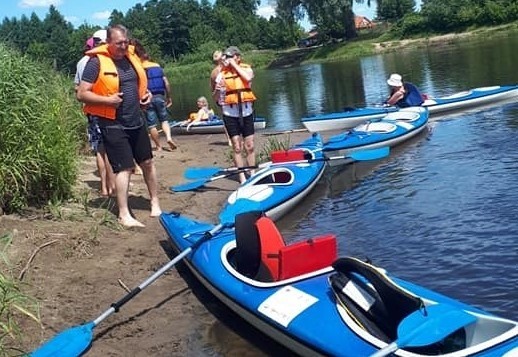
{"left": 139, "top": 158, "right": 162, "bottom": 217}
{"left": 116, "top": 169, "right": 145, "bottom": 227}
{"left": 223, "top": 126, "right": 232, "bottom": 146}
{"left": 243, "top": 135, "right": 255, "bottom": 177}
{"left": 231, "top": 135, "right": 247, "bottom": 184}
{"left": 100, "top": 149, "right": 115, "bottom": 196}
{"left": 161, "top": 121, "right": 177, "bottom": 150}
{"left": 96, "top": 151, "right": 108, "bottom": 196}
{"left": 149, "top": 127, "right": 162, "bottom": 151}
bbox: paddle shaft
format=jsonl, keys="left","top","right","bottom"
{"left": 182, "top": 147, "right": 389, "bottom": 183}
{"left": 93, "top": 223, "right": 223, "bottom": 326}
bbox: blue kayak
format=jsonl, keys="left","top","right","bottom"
{"left": 302, "top": 84, "right": 518, "bottom": 132}
{"left": 170, "top": 116, "right": 266, "bottom": 134}
{"left": 323, "top": 106, "right": 429, "bottom": 157}
{"left": 220, "top": 133, "right": 326, "bottom": 221}
{"left": 159, "top": 212, "right": 518, "bottom": 357}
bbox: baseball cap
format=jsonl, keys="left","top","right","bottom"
{"left": 92, "top": 29, "right": 107, "bottom": 44}
{"left": 224, "top": 46, "right": 241, "bottom": 57}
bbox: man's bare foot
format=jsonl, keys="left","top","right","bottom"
{"left": 153, "top": 146, "right": 163, "bottom": 152}
{"left": 118, "top": 217, "right": 145, "bottom": 228}
{"left": 167, "top": 139, "right": 177, "bottom": 150}
{"left": 150, "top": 206, "right": 162, "bottom": 217}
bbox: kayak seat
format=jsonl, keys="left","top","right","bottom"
{"left": 234, "top": 212, "right": 337, "bottom": 282}
{"left": 255, "top": 216, "right": 337, "bottom": 281}
{"left": 268, "top": 149, "right": 308, "bottom": 184}
{"left": 278, "top": 234, "right": 337, "bottom": 280}
{"left": 330, "top": 257, "right": 423, "bottom": 342}
{"left": 234, "top": 211, "right": 263, "bottom": 279}
{"left": 270, "top": 149, "right": 306, "bottom": 163}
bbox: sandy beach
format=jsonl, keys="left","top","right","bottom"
{"left": 3, "top": 130, "right": 309, "bottom": 356}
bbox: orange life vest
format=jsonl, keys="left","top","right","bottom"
{"left": 83, "top": 44, "right": 148, "bottom": 120}
{"left": 221, "top": 63, "right": 256, "bottom": 105}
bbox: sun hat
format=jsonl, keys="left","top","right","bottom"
{"left": 224, "top": 46, "right": 241, "bottom": 57}
{"left": 92, "top": 29, "right": 107, "bottom": 44}
{"left": 85, "top": 37, "right": 95, "bottom": 50}
{"left": 387, "top": 73, "right": 403, "bottom": 87}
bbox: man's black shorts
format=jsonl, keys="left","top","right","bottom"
{"left": 100, "top": 123, "right": 152, "bottom": 173}
{"left": 223, "top": 114, "right": 254, "bottom": 138}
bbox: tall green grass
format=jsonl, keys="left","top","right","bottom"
{"left": 0, "top": 233, "right": 40, "bottom": 355}
{"left": 0, "top": 44, "right": 85, "bottom": 213}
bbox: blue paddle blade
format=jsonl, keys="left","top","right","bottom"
{"left": 371, "top": 304, "right": 477, "bottom": 357}
{"left": 184, "top": 167, "right": 223, "bottom": 180}
{"left": 219, "top": 199, "right": 262, "bottom": 225}
{"left": 170, "top": 179, "right": 207, "bottom": 192}
{"left": 31, "top": 321, "right": 95, "bottom": 357}
{"left": 349, "top": 147, "right": 390, "bottom": 161}
{"left": 397, "top": 304, "right": 477, "bottom": 347}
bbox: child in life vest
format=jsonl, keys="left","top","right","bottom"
{"left": 187, "top": 96, "right": 215, "bottom": 131}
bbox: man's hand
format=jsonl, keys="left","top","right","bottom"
{"left": 140, "top": 91, "right": 152, "bottom": 106}
{"left": 106, "top": 92, "right": 124, "bottom": 108}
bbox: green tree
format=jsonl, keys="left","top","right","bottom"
{"left": 376, "top": 0, "right": 416, "bottom": 22}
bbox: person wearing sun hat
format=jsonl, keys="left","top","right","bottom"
{"left": 385, "top": 73, "right": 424, "bottom": 107}
{"left": 215, "top": 45, "right": 257, "bottom": 183}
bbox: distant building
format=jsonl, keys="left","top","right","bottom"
{"left": 355, "top": 16, "right": 374, "bottom": 30}
{"left": 297, "top": 30, "right": 320, "bottom": 48}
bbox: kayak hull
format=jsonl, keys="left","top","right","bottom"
{"left": 302, "top": 85, "right": 518, "bottom": 132}
{"left": 170, "top": 116, "right": 266, "bottom": 135}
{"left": 323, "top": 107, "right": 429, "bottom": 159}
{"left": 221, "top": 133, "right": 326, "bottom": 222}
{"left": 160, "top": 213, "right": 518, "bottom": 357}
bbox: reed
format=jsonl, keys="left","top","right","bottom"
{"left": 0, "top": 233, "right": 40, "bottom": 355}
{"left": 0, "top": 44, "right": 85, "bottom": 214}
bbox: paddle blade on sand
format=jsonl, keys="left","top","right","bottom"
{"left": 31, "top": 322, "right": 94, "bottom": 357}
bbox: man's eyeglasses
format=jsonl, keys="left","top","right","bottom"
{"left": 114, "top": 40, "right": 129, "bottom": 47}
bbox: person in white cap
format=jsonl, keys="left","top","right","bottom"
{"left": 385, "top": 73, "right": 424, "bottom": 107}
{"left": 92, "top": 29, "right": 107, "bottom": 46}
{"left": 74, "top": 31, "right": 115, "bottom": 198}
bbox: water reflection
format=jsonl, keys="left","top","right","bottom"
{"left": 285, "top": 102, "right": 518, "bottom": 321}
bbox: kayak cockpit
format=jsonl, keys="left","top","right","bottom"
{"left": 220, "top": 211, "right": 337, "bottom": 287}
{"left": 330, "top": 257, "right": 518, "bottom": 355}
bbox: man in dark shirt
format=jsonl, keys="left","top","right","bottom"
{"left": 77, "top": 24, "right": 161, "bottom": 228}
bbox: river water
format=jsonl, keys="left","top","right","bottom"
{"left": 171, "top": 32, "right": 518, "bottom": 355}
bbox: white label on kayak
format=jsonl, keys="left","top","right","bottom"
{"left": 342, "top": 280, "right": 376, "bottom": 312}
{"left": 258, "top": 286, "right": 318, "bottom": 328}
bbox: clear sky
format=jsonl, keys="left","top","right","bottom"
{"left": 1, "top": 0, "right": 380, "bottom": 30}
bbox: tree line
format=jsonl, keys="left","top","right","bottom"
{"left": 0, "top": 0, "right": 516, "bottom": 75}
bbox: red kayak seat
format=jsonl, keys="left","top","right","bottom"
{"left": 234, "top": 212, "right": 337, "bottom": 282}
{"left": 270, "top": 149, "right": 306, "bottom": 163}
{"left": 269, "top": 149, "right": 306, "bottom": 183}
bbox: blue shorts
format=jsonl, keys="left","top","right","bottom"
{"left": 145, "top": 94, "right": 169, "bottom": 129}
{"left": 87, "top": 115, "right": 104, "bottom": 153}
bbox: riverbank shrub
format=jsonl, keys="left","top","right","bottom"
{"left": 0, "top": 44, "right": 84, "bottom": 214}
{"left": 166, "top": 45, "right": 276, "bottom": 84}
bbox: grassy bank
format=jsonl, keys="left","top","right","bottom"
{"left": 0, "top": 44, "right": 85, "bottom": 214}
{"left": 166, "top": 22, "right": 518, "bottom": 84}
